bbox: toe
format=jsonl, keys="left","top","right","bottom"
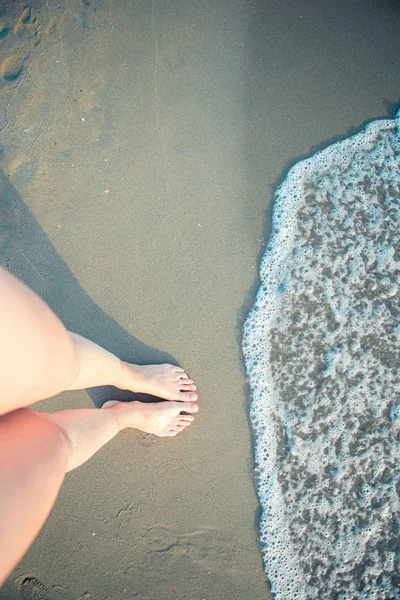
{"left": 179, "top": 390, "right": 198, "bottom": 401}
{"left": 180, "top": 415, "right": 194, "bottom": 423}
{"left": 180, "top": 402, "right": 199, "bottom": 414}
{"left": 180, "top": 383, "right": 196, "bottom": 391}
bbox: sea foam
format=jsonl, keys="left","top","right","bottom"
{"left": 243, "top": 114, "right": 400, "bottom": 599}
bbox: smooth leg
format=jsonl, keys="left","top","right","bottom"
{"left": 0, "top": 267, "right": 199, "bottom": 584}
{"left": 39, "top": 398, "right": 198, "bottom": 472}
{"left": 0, "top": 398, "right": 198, "bottom": 584}
{"left": 0, "top": 409, "right": 69, "bottom": 584}
{"left": 0, "top": 268, "right": 197, "bottom": 415}
{"left": 68, "top": 332, "right": 198, "bottom": 402}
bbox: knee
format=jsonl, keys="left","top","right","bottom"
{"left": 0, "top": 409, "right": 69, "bottom": 585}
{"left": 0, "top": 409, "right": 71, "bottom": 476}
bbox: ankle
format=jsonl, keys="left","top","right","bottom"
{"left": 112, "top": 359, "right": 132, "bottom": 390}
{"left": 102, "top": 401, "right": 124, "bottom": 431}
{"left": 117, "top": 361, "right": 147, "bottom": 392}
{"left": 102, "top": 400, "right": 139, "bottom": 431}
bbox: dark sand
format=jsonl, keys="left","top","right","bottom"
{"left": 0, "top": 1, "right": 400, "bottom": 599}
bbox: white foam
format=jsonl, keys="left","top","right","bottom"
{"left": 243, "top": 113, "right": 400, "bottom": 599}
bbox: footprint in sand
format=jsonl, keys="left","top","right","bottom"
{"left": 13, "top": 7, "right": 41, "bottom": 41}
{"left": 0, "top": 53, "right": 25, "bottom": 80}
{"left": 14, "top": 574, "right": 48, "bottom": 600}
{"left": 0, "top": 6, "right": 42, "bottom": 83}
{"left": 146, "top": 525, "right": 232, "bottom": 570}
{"left": 7, "top": 153, "right": 38, "bottom": 185}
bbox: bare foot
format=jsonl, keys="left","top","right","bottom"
{"left": 102, "top": 399, "right": 198, "bottom": 437}
{"left": 118, "top": 363, "right": 198, "bottom": 402}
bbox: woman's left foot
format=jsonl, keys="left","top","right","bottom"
{"left": 119, "top": 362, "right": 198, "bottom": 402}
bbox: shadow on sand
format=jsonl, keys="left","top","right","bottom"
{"left": 0, "top": 169, "right": 180, "bottom": 407}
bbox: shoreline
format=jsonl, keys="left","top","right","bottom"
{"left": 1, "top": 0, "right": 400, "bottom": 598}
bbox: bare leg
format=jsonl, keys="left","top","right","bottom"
{"left": 0, "top": 399, "right": 198, "bottom": 584}
{"left": 0, "top": 266, "right": 197, "bottom": 415}
{"left": 68, "top": 332, "right": 198, "bottom": 402}
{"left": 0, "top": 267, "right": 199, "bottom": 584}
{"left": 39, "top": 398, "right": 199, "bottom": 472}
{"left": 0, "top": 409, "right": 69, "bottom": 585}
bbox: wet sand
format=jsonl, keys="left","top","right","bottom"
{"left": 0, "top": 1, "right": 399, "bottom": 599}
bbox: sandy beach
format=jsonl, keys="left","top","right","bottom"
{"left": 0, "top": 1, "right": 399, "bottom": 599}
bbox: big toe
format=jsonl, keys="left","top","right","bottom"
{"left": 179, "top": 401, "right": 199, "bottom": 414}
{"left": 179, "top": 390, "right": 198, "bottom": 402}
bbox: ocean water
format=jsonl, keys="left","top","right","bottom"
{"left": 243, "top": 114, "right": 400, "bottom": 599}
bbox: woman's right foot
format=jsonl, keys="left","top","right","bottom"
{"left": 102, "top": 399, "right": 199, "bottom": 437}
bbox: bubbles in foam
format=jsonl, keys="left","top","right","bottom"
{"left": 243, "top": 113, "right": 400, "bottom": 599}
